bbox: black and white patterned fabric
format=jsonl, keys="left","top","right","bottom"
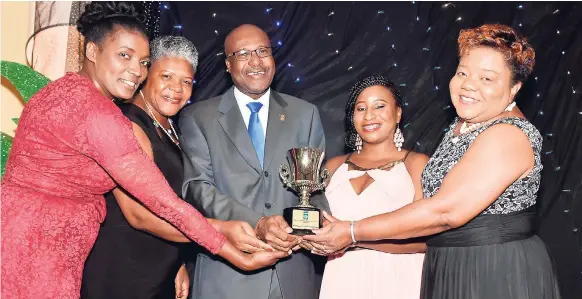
{"left": 421, "top": 117, "right": 543, "bottom": 215}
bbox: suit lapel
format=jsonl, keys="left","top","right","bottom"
{"left": 217, "top": 87, "right": 262, "bottom": 174}
{"left": 263, "top": 91, "right": 288, "bottom": 170}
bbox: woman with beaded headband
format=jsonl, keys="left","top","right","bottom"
{"left": 1, "top": 2, "right": 286, "bottom": 298}
{"left": 313, "top": 75, "right": 428, "bottom": 299}
{"left": 304, "top": 24, "right": 561, "bottom": 298}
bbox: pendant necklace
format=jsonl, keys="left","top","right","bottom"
{"left": 452, "top": 101, "right": 517, "bottom": 144}
{"left": 140, "top": 90, "right": 180, "bottom": 147}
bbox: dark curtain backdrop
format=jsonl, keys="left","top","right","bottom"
{"left": 159, "top": 2, "right": 582, "bottom": 298}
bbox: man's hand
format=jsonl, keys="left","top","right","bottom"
{"left": 219, "top": 220, "right": 275, "bottom": 253}
{"left": 255, "top": 215, "right": 302, "bottom": 253}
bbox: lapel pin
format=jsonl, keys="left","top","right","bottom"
{"left": 280, "top": 114, "right": 285, "bottom": 121}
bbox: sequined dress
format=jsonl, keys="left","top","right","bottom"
{"left": 420, "top": 117, "right": 561, "bottom": 299}
{"left": 1, "top": 72, "right": 225, "bottom": 298}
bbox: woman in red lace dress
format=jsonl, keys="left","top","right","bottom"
{"left": 1, "top": 2, "right": 285, "bottom": 298}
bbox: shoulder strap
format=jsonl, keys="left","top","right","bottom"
{"left": 344, "top": 152, "right": 354, "bottom": 163}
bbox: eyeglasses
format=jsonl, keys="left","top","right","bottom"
{"left": 226, "top": 46, "right": 273, "bottom": 61}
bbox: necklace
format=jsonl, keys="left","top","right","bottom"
{"left": 345, "top": 151, "right": 410, "bottom": 171}
{"left": 459, "top": 121, "right": 482, "bottom": 134}
{"left": 452, "top": 101, "right": 518, "bottom": 143}
{"left": 452, "top": 121, "right": 481, "bottom": 143}
{"left": 346, "top": 159, "right": 402, "bottom": 171}
{"left": 139, "top": 90, "right": 180, "bottom": 147}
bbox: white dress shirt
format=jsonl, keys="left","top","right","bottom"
{"left": 234, "top": 87, "right": 270, "bottom": 136}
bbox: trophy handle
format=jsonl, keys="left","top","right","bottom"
{"left": 319, "top": 168, "right": 331, "bottom": 189}
{"left": 279, "top": 164, "right": 293, "bottom": 188}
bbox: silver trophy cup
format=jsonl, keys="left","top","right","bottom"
{"left": 279, "top": 147, "right": 331, "bottom": 235}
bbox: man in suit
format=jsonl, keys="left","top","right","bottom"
{"left": 179, "top": 24, "right": 329, "bottom": 299}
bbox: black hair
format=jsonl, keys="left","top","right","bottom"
{"left": 344, "top": 75, "right": 404, "bottom": 150}
{"left": 77, "top": 1, "right": 148, "bottom": 54}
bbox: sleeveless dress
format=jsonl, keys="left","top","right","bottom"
{"left": 1, "top": 73, "right": 225, "bottom": 298}
{"left": 420, "top": 117, "right": 561, "bottom": 299}
{"left": 81, "top": 104, "right": 185, "bottom": 298}
{"left": 319, "top": 159, "right": 425, "bottom": 299}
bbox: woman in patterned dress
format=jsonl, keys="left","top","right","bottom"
{"left": 1, "top": 2, "right": 284, "bottom": 298}
{"left": 305, "top": 24, "right": 561, "bottom": 299}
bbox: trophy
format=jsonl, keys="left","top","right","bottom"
{"left": 279, "top": 147, "right": 331, "bottom": 235}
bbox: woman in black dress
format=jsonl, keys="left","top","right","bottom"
{"left": 304, "top": 24, "right": 561, "bottom": 298}
{"left": 81, "top": 36, "right": 274, "bottom": 299}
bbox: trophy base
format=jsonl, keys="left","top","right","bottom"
{"left": 283, "top": 206, "right": 322, "bottom": 236}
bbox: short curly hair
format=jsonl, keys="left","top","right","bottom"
{"left": 150, "top": 36, "right": 199, "bottom": 72}
{"left": 458, "top": 24, "right": 535, "bottom": 84}
{"left": 344, "top": 75, "right": 404, "bottom": 150}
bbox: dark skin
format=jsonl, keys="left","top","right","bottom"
{"left": 77, "top": 26, "right": 287, "bottom": 272}
{"left": 137, "top": 56, "right": 195, "bottom": 129}
{"left": 78, "top": 27, "right": 150, "bottom": 100}
{"left": 224, "top": 24, "right": 276, "bottom": 99}
{"left": 308, "top": 85, "right": 427, "bottom": 256}
{"left": 225, "top": 24, "right": 302, "bottom": 253}
{"left": 113, "top": 56, "right": 276, "bottom": 299}
{"left": 116, "top": 56, "right": 274, "bottom": 254}
{"left": 303, "top": 47, "right": 533, "bottom": 255}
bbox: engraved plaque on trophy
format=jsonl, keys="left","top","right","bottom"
{"left": 279, "top": 147, "right": 331, "bottom": 235}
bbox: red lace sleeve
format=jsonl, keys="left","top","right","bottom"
{"left": 81, "top": 103, "right": 226, "bottom": 254}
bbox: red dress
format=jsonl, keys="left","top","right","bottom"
{"left": 1, "top": 72, "right": 225, "bottom": 298}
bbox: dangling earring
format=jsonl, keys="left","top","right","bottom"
{"left": 394, "top": 124, "right": 404, "bottom": 152}
{"left": 505, "top": 101, "right": 516, "bottom": 112}
{"left": 355, "top": 134, "right": 363, "bottom": 154}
